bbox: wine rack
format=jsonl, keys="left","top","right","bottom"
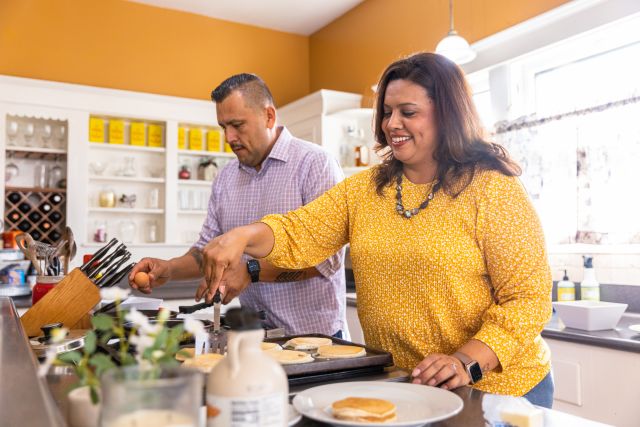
{"left": 4, "top": 187, "right": 66, "bottom": 244}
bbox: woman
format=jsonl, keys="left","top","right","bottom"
{"left": 200, "top": 53, "right": 554, "bottom": 407}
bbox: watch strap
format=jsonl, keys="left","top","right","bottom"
{"left": 453, "top": 351, "right": 482, "bottom": 384}
{"left": 247, "top": 259, "right": 260, "bottom": 283}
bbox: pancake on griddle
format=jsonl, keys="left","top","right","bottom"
{"left": 316, "top": 344, "right": 366, "bottom": 359}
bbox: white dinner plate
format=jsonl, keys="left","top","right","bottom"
{"left": 629, "top": 324, "right": 640, "bottom": 333}
{"left": 292, "top": 381, "right": 463, "bottom": 427}
{"left": 289, "top": 403, "right": 302, "bottom": 426}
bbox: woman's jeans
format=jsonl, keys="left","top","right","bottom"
{"left": 523, "top": 371, "right": 554, "bottom": 408}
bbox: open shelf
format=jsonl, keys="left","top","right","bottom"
{"left": 178, "top": 149, "right": 234, "bottom": 158}
{"left": 88, "top": 207, "right": 164, "bottom": 214}
{"left": 6, "top": 186, "right": 67, "bottom": 194}
{"left": 89, "top": 175, "right": 165, "bottom": 183}
{"left": 88, "top": 142, "right": 165, "bottom": 153}
{"left": 177, "top": 180, "right": 211, "bottom": 187}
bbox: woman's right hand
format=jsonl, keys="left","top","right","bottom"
{"left": 199, "top": 228, "right": 250, "bottom": 303}
{"left": 128, "top": 258, "right": 171, "bottom": 294}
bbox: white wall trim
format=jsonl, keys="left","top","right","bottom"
{"left": 463, "top": 0, "right": 640, "bottom": 74}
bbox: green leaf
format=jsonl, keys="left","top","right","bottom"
{"left": 91, "top": 314, "right": 114, "bottom": 331}
{"left": 84, "top": 330, "right": 97, "bottom": 354}
{"left": 58, "top": 350, "right": 82, "bottom": 364}
{"left": 154, "top": 328, "right": 169, "bottom": 349}
{"left": 99, "top": 331, "right": 114, "bottom": 345}
{"left": 89, "top": 353, "right": 116, "bottom": 377}
{"left": 176, "top": 349, "right": 193, "bottom": 359}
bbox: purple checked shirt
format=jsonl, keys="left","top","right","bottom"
{"left": 193, "top": 127, "right": 346, "bottom": 335}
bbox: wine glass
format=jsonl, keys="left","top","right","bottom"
{"left": 56, "top": 123, "right": 67, "bottom": 149}
{"left": 48, "top": 155, "right": 64, "bottom": 188}
{"left": 6, "top": 120, "right": 19, "bottom": 146}
{"left": 41, "top": 124, "right": 53, "bottom": 147}
{"left": 5, "top": 152, "right": 19, "bottom": 183}
{"left": 23, "top": 122, "right": 35, "bottom": 147}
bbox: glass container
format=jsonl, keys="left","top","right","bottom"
{"left": 100, "top": 366, "right": 201, "bottom": 427}
{"left": 99, "top": 189, "right": 116, "bottom": 208}
{"left": 118, "top": 220, "right": 136, "bottom": 244}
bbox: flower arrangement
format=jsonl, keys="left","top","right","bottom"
{"left": 39, "top": 287, "right": 206, "bottom": 404}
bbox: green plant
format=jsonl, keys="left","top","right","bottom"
{"left": 44, "top": 289, "right": 204, "bottom": 404}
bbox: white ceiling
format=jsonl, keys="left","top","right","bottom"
{"left": 128, "top": 0, "right": 364, "bottom": 35}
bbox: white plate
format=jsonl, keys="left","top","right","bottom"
{"left": 292, "top": 381, "right": 463, "bottom": 427}
{"left": 289, "top": 403, "right": 302, "bottom": 426}
{"left": 629, "top": 324, "right": 640, "bottom": 333}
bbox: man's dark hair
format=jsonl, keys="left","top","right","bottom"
{"left": 211, "top": 73, "right": 275, "bottom": 109}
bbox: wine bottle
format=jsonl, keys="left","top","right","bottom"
{"left": 18, "top": 221, "right": 31, "bottom": 232}
{"left": 31, "top": 230, "right": 42, "bottom": 241}
{"left": 28, "top": 211, "right": 42, "bottom": 222}
{"left": 49, "top": 230, "right": 61, "bottom": 241}
{"left": 50, "top": 212, "right": 62, "bottom": 222}
{"left": 18, "top": 202, "right": 31, "bottom": 213}
{"left": 39, "top": 221, "right": 52, "bottom": 232}
{"left": 7, "top": 210, "right": 20, "bottom": 223}
{"left": 51, "top": 194, "right": 63, "bottom": 204}
{"left": 8, "top": 192, "right": 21, "bottom": 204}
{"left": 40, "top": 203, "right": 52, "bottom": 213}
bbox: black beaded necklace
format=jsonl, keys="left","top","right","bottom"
{"left": 395, "top": 174, "right": 441, "bottom": 219}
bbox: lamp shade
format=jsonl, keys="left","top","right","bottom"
{"left": 436, "top": 30, "right": 476, "bottom": 64}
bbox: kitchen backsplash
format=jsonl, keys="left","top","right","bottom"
{"left": 549, "top": 253, "right": 640, "bottom": 287}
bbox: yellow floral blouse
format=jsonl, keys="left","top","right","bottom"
{"left": 261, "top": 167, "right": 552, "bottom": 396}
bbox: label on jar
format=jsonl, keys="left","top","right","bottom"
{"left": 557, "top": 287, "right": 575, "bottom": 301}
{"left": 206, "top": 393, "right": 286, "bottom": 427}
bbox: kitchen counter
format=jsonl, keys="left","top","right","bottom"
{"left": 347, "top": 293, "right": 640, "bottom": 353}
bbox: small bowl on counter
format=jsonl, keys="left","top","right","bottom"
{"left": 553, "top": 300, "right": 628, "bottom": 331}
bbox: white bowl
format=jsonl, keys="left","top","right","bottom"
{"left": 553, "top": 300, "right": 627, "bottom": 331}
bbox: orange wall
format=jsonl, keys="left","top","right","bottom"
{"left": 0, "top": 0, "right": 309, "bottom": 106}
{"left": 310, "top": 0, "right": 572, "bottom": 105}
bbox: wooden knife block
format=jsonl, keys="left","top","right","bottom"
{"left": 21, "top": 269, "right": 100, "bottom": 337}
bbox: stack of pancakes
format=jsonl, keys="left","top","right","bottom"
{"left": 332, "top": 397, "right": 397, "bottom": 423}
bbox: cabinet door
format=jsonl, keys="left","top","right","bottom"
{"left": 284, "top": 117, "right": 321, "bottom": 145}
{"left": 546, "top": 338, "right": 640, "bottom": 427}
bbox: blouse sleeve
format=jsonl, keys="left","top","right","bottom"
{"left": 472, "top": 172, "right": 553, "bottom": 369}
{"left": 261, "top": 178, "right": 350, "bottom": 269}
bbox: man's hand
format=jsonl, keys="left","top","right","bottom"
{"left": 195, "top": 258, "right": 251, "bottom": 304}
{"left": 411, "top": 353, "right": 471, "bottom": 390}
{"left": 128, "top": 257, "right": 171, "bottom": 294}
{"left": 200, "top": 229, "right": 250, "bottom": 303}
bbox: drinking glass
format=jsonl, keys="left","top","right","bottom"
{"left": 34, "top": 163, "right": 47, "bottom": 188}
{"left": 100, "top": 366, "right": 201, "bottom": 427}
{"left": 118, "top": 220, "right": 137, "bottom": 243}
{"left": 48, "top": 156, "right": 64, "bottom": 188}
{"left": 56, "top": 123, "right": 67, "bottom": 149}
{"left": 5, "top": 152, "right": 19, "bottom": 183}
{"left": 23, "top": 122, "right": 36, "bottom": 147}
{"left": 41, "top": 124, "right": 53, "bottom": 147}
{"left": 6, "top": 120, "right": 19, "bottom": 145}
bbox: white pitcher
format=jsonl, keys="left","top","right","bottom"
{"left": 207, "top": 309, "right": 288, "bottom": 427}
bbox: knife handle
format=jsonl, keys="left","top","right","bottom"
{"left": 178, "top": 301, "right": 213, "bottom": 314}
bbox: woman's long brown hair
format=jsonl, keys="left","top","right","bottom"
{"left": 373, "top": 52, "right": 521, "bottom": 196}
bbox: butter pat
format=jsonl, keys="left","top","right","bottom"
{"left": 501, "top": 405, "right": 543, "bottom": 427}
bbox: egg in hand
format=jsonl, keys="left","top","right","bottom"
{"left": 133, "top": 271, "right": 150, "bottom": 287}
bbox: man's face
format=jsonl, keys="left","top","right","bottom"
{"left": 216, "top": 90, "right": 273, "bottom": 168}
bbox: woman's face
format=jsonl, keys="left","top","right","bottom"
{"left": 381, "top": 79, "right": 438, "bottom": 171}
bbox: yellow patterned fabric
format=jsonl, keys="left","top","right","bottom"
{"left": 261, "top": 167, "right": 552, "bottom": 396}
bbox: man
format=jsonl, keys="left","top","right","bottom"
{"left": 129, "top": 73, "right": 347, "bottom": 337}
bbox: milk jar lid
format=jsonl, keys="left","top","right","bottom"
{"left": 225, "top": 307, "right": 263, "bottom": 331}
{"left": 583, "top": 256, "right": 593, "bottom": 268}
{"left": 562, "top": 269, "right": 570, "bottom": 281}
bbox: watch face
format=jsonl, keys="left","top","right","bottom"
{"left": 468, "top": 361, "right": 483, "bottom": 383}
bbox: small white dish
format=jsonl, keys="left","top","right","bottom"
{"left": 629, "top": 324, "right": 640, "bottom": 333}
{"left": 289, "top": 403, "right": 302, "bottom": 426}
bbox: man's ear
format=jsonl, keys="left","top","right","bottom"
{"left": 265, "top": 105, "right": 276, "bottom": 129}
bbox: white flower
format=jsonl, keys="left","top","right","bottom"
{"left": 50, "top": 327, "right": 69, "bottom": 344}
{"left": 129, "top": 334, "right": 155, "bottom": 355}
{"left": 38, "top": 348, "right": 57, "bottom": 377}
{"left": 184, "top": 318, "right": 207, "bottom": 339}
{"left": 157, "top": 307, "right": 170, "bottom": 323}
{"left": 100, "top": 287, "right": 131, "bottom": 301}
{"left": 125, "top": 308, "right": 156, "bottom": 335}
{"left": 151, "top": 350, "right": 165, "bottom": 360}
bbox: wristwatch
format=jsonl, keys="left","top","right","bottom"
{"left": 453, "top": 351, "right": 483, "bottom": 384}
{"left": 246, "top": 259, "right": 261, "bottom": 283}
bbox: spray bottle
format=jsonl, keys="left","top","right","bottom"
{"left": 580, "top": 256, "right": 600, "bottom": 301}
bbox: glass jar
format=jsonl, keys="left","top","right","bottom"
{"left": 32, "top": 275, "right": 63, "bottom": 305}
{"left": 146, "top": 220, "right": 158, "bottom": 243}
{"left": 100, "top": 366, "right": 202, "bottom": 427}
{"left": 34, "top": 163, "right": 47, "bottom": 188}
{"left": 119, "top": 220, "right": 137, "bottom": 244}
{"left": 99, "top": 189, "right": 116, "bottom": 208}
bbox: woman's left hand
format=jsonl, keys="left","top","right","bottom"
{"left": 411, "top": 353, "right": 470, "bottom": 390}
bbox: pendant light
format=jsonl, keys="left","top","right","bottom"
{"left": 435, "top": 0, "right": 476, "bottom": 65}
